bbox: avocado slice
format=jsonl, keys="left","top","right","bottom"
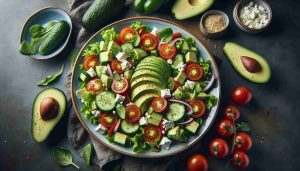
{"left": 135, "top": 65, "right": 171, "bottom": 77}
{"left": 134, "top": 93, "right": 159, "bottom": 112}
{"left": 136, "top": 63, "right": 170, "bottom": 74}
{"left": 185, "top": 121, "right": 199, "bottom": 134}
{"left": 167, "top": 126, "right": 180, "bottom": 140}
{"left": 223, "top": 42, "right": 271, "bottom": 83}
{"left": 172, "top": 0, "right": 214, "bottom": 20}
{"left": 130, "top": 77, "right": 166, "bottom": 89}
{"left": 131, "top": 84, "right": 162, "bottom": 102}
{"left": 113, "top": 132, "right": 127, "bottom": 145}
{"left": 32, "top": 88, "right": 66, "bottom": 143}
{"left": 148, "top": 112, "right": 163, "bottom": 126}
{"left": 131, "top": 70, "right": 167, "bottom": 83}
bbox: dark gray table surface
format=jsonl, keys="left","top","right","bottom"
{"left": 1, "top": 0, "right": 300, "bottom": 170}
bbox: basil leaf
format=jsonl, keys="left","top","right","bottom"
{"left": 37, "top": 64, "right": 64, "bottom": 86}
{"left": 53, "top": 147, "right": 80, "bottom": 169}
{"left": 236, "top": 122, "right": 251, "bottom": 132}
{"left": 158, "top": 28, "right": 173, "bottom": 43}
{"left": 83, "top": 144, "right": 93, "bottom": 166}
{"left": 132, "top": 35, "right": 141, "bottom": 47}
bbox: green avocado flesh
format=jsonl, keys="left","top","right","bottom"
{"left": 223, "top": 42, "right": 271, "bottom": 83}
{"left": 32, "top": 88, "right": 66, "bottom": 143}
{"left": 172, "top": 0, "right": 214, "bottom": 20}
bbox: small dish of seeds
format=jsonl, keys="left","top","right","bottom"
{"left": 200, "top": 10, "right": 229, "bottom": 39}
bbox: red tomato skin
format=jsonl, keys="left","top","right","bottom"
{"left": 217, "top": 119, "right": 234, "bottom": 137}
{"left": 159, "top": 44, "right": 177, "bottom": 59}
{"left": 110, "top": 59, "right": 123, "bottom": 74}
{"left": 185, "top": 64, "right": 204, "bottom": 81}
{"left": 99, "top": 113, "right": 116, "bottom": 128}
{"left": 143, "top": 125, "right": 162, "bottom": 142}
{"left": 83, "top": 55, "right": 99, "bottom": 70}
{"left": 187, "top": 154, "right": 208, "bottom": 171}
{"left": 86, "top": 79, "right": 104, "bottom": 95}
{"left": 125, "top": 104, "right": 142, "bottom": 123}
{"left": 120, "top": 27, "right": 138, "bottom": 43}
{"left": 140, "top": 33, "right": 158, "bottom": 51}
{"left": 189, "top": 100, "right": 206, "bottom": 118}
{"left": 209, "top": 138, "right": 229, "bottom": 158}
{"left": 232, "top": 86, "right": 252, "bottom": 105}
{"left": 224, "top": 105, "right": 240, "bottom": 121}
{"left": 233, "top": 133, "right": 253, "bottom": 151}
{"left": 111, "top": 77, "right": 129, "bottom": 95}
{"left": 172, "top": 32, "right": 181, "bottom": 40}
{"left": 151, "top": 97, "right": 168, "bottom": 113}
{"left": 231, "top": 151, "right": 250, "bottom": 169}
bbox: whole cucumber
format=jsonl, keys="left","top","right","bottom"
{"left": 82, "top": 0, "right": 126, "bottom": 31}
{"left": 38, "top": 20, "right": 70, "bottom": 55}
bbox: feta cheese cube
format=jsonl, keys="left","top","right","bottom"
{"left": 95, "top": 124, "right": 107, "bottom": 134}
{"left": 162, "top": 119, "right": 174, "bottom": 131}
{"left": 159, "top": 137, "right": 172, "bottom": 150}
{"left": 184, "top": 80, "right": 196, "bottom": 90}
{"left": 116, "top": 52, "right": 128, "bottom": 62}
{"left": 145, "top": 112, "right": 150, "bottom": 119}
{"left": 86, "top": 68, "right": 96, "bottom": 77}
{"left": 139, "top": 117, "right": 148, "bottom": 126}
{"left": 115, "top": 94, "right": 125, "bottom": 104}
{"left": 91, "top": 110, "right": 101, "bottom": 117}
{"left": 151, "top": 27, "right": 159, "bottom": 36}
{"left": 161, "top": 89, "right": 171, "bottom": 98}
{"left": 177, "top": 62, "right": 186, "bottom": 72}
{"left": 121, "top": 60, "right": 131, "bottom": 71}
{"left": 167, "top": 59, "right": 173, "bottom": 65}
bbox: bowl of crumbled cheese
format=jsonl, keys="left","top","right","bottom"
{"left": 200, "top": 10, "right": 229, "bottom": 38}
{"left": 234, "top": 0, "right": 272, "bottom": 33}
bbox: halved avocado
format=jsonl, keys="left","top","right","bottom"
{"left": 223, "top": 42, "right": 271, "bottom": 83}
{"left": 172, "top": 0, "right": 214, "bottom": 20}
{"left": 130, "top": 77, "right": 166, "bottom": 89}
{"left": 134, "top": 93, "right": 159, "bottom": 113}
{"left": 32, "top": 88, "right": 66, "bottom": 143}
{"left": 131, "top": 84, "right": 162, "bottom": 102}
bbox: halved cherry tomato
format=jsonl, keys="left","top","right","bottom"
{"left": 151, "top": 97, "right": 168, "bottom": 113}
{"left": 108, "top": 119, "right": 121, "bottom": 137}
{"left": 224, "top": 105, "right": 240, "bottom": 121}
{"left": 143, "top": 125, "right": 162, "bottom": 142}
{"left": 138, "top": 27, "right": 145, "bottom": 35}
{"left": 217, "top": 119, "right": 234, "bottom": 137}
{"left": 111, "top": 59, "right": 123, "bottom": 74}
{"left": 159, "top": 43, "right": 176, "bottom": 59}
{"left": 111, "top": 77, "right": 129, "bottom": 95}
{"left": 233, "top": 133, "right": 252, "bottom": 151}
{"left": 120, "top": 27, "right": 138, "bottom": 43}
{"left": 231, "top": 151, "right": 250, "bottom": 169}
{"left": 83, "top": 55, "right": 98, "bottom": 70}
{"left": 140, "top": 33, "right": 158, "bottom": 51}
{"left": 125, "top": 104, "right": 141, "bottom": 123}
{"left": 173, "top": 80, "right": 180, "bottom": 90}
{"left": 187, "top": 154, "right": 208, "bottom": 171}
{"left": 114, "top": 37, "right": 123, "bottom": 45}
{"left": 100, "top": 113, "right": 117, "bottom": 128}
{"left": 172, "top": 32, "right": 181, "bottom": 40}
{"left": 86, "top": 79, "right": 105, "bottom": 95}
{"left": 185, "top": 64, "right": 204, "bottom": 81}
{"left": 209, "top": 138, "right": 229, "bottom": 158}
{"left": 189, "top": 100, "right": 206, "bottom": 118}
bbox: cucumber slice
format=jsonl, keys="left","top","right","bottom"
{"left": 95, "top": 91, "right": 116, "bottom": 111}
{"left": 121, "top": 43, "right": 134, "bottom": 55}
{"left": 166, "top": 102, "right": 185, "bottom": 122}
{"left": 121, "top": 120, "right": 140, "bottom": 134}
{"left": 116, "top": 104, "right": 125, "bottom": 119}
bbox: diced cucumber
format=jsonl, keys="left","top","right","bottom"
{"left": 116, "top": 104, "right": 125, "bottom": 119}
{"left": 121, "top": 120, "right": 140, "bottom": 134}
{"left": 95, "top": 91, "right": 116, "bottom": 111}
{"left": 121, "top": 43, "right": 134, "bottom": 55}
{"left": 166, "top": 102, "right": 185, "bottom": 122}
{"left": 171, "top": 54, "right": 184, "bottom": 69}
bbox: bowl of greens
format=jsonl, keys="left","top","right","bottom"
{"left": 19, "top": 7, "right": 72, "bottom": 60}
{"left": 71, "top": 17, "right": 221, "bottom": 158}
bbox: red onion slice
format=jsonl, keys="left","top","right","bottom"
{"left": 114, "top": 119, "right": 121, "bottom": 132}
{"left": 203, "top": 74, "right": 215, "bottom": 92}
{"left": 106, "top": 64, "right": 113, "bottom": 77}
{"left": 170, "top": 38, "right": 183, "bottom": 46}
{"left": 168, "top": 99, "right": 194, "bottom": 115}
{"left": 177, "top": 118, "right": 194, "bottom": 125}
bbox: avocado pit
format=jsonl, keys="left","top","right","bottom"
{"left": 241, "top": 56, "right": 262, "bottom": 73}
{"left": 40, "top": 97, "right": 59, "bottom": 120}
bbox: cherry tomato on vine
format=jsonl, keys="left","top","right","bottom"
{"left": 233, "top": 132, "right": 253, "bottom": 151}
{"left": 231, "top": 151, "right": 250, "bottom": 169}
{"left": 224, "top": 105, "right": 240, "bottom": 121}
{"left": 209, "top": 138, "right": 229, "bottom": 158}
{"left": 217, "top": 119, "right": 234, "bottom": 137}
{"left": 187, "top": 154, "right": 208, "bottom": 171}
{"left": 232, "top": 86, "right": 252, "bottom": 105}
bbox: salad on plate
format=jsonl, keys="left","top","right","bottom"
{"left": 75, "top": 21, "right": 217, "bottom": 153}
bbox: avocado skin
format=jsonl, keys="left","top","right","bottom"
{"left": 38, "top": 21, "right": 70, "bottom": 55}
{"left": 82, "top": 0, "right": 126, "bottom": 31}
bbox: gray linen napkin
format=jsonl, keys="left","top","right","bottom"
{"left": 65, "top": 0, "right": 178, "bottom": 170}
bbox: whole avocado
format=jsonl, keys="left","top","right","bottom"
{"left": 82, "top": 0, "right": 126, "bottom": 31}
{"left": 38, "top": 20, "right": 70, "bottom": 55}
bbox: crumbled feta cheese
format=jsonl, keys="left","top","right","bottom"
{"left": 116, "top": 52, "right": 128, "bottom": 62}
{"left": 95, "top": 124, "right": 107, "bottom": 134}
{"left": 115, "top": 94, "right": 125, "bottom": 104}
{"left": 91, "top": 110, "right": 101, "bottom": 117}
{"left": 86, "top": 67, "right": 96, "bottom": 77}
{"left": 139, "top": 117, "right": 148, "bottom": 126}
{"left": 151, "top": 27, "right": 159, "bottom": 36}
{"left": 75, "top": 89, "right": 86, "bottom": 99}
{"left": 161, "top": 89, "right": 171, "bottom": 98}
{"left": 184, "top": 80, "right": 196, "bottom": 90}
{"left": 80, "top": 99, "right": 85, "bottom": 103}
{"left": 177, "top": 62, "right": 186, "bottom": 72}
{"left": 159, "top": 137, "right": 172, "bottom": 150}
{"left": 145, "top": 112, "right": 151, "bottom": 119}
{"left": 121, "top": 60, "right": 131, "bottom": 71}
{"left": 162, "top": 119, "right": 174, "bottom": 131}
{"left": 167, "top": 59, "right": 173, "bottom": 65}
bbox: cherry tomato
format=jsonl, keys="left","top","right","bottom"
{"left": 159, "top": 43, "right": 176, "bottom": 59}
{"left": 108, "top": 119, "right": 121, "bottom": 137}
{"left": 111, "top": 77, "right": 129, "bottom": 95}
{"left": 86, "top": 79, "right": 105, "bottom": 95}
{"left": 83, "top": 55, "right": 98, "bottom": 70}
{"left": 189, "top": 100, "right": 206, "bottom": 118}
{"left": 185, "top": 64, "right": 204, "bottom": 81}
{"left": 232, "top": 86, "right": 252, "bottom": 105}
{"left": 231, "top": 151, "right": 250, "bottom": 169}
{"left": 172, "top": 32, "right": 181, "bottom": 40}
{"left": 209, "top": 138, "right": 229, "bottom": 158}
{"left": 120, "top": 27, "right": 138, "bottom": 43}
{"left": 125, "top": 104, "right": 142, "bottom": 123}
{"left": 224, "top": 105, "right": 240, "bottom": 121}
{"left": 217, "top": 119, "right": 234, "bottom": 137}
{"left": 138, "top": 27, "right": 145, "bottom": 35}
{"left": 151, "top": 97, "right": 168, "bottom": 113}
{"left": 143, "top": 125, "right": 162, "bottom": 142}
{"left": 114, "top": 37, "right": 123, "bottom": 45}
{"left": 99, "top": 113, "right": 117, "bottom": 128}
{"left": 233, "top": 133, "right": 253, "bottom": 151}
{"left": 187, "top": 154, "right": 208, "bottom": 171}
{"left": 140, "top": 33, "right": 158, "bottom": 51}
{"left": 111, "top": 59, "right": 123, "bottom": 74}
